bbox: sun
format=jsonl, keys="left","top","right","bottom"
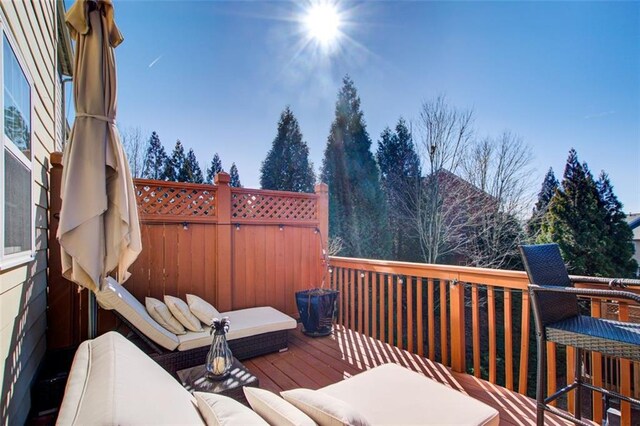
{"left": 303, "top": 2, "right": 342, "bottom": 47}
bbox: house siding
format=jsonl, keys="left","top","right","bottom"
{"left": 0, "top": 1, "right": 64, "bottom": 424}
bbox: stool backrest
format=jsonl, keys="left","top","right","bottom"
{"left": 520, "top": 243, "right": 579, "bottom": 326}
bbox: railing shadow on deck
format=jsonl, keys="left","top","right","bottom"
{"left": 329, "top": 256, "right": 639, "bottom": 425}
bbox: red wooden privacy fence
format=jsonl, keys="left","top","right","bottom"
{"left": 47, "top": 153, "right": 328, "bottom": 349}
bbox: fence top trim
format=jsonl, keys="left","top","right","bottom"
{"left": 134, "top": 178, "right": 219, "bottom": 192}
{"left": 231, "top": 187, "right": 318, "bottom": 199}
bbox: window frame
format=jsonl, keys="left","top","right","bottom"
{"left": 0, "top": 17, "right": 36, "bottom": 270}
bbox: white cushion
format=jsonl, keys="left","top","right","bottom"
{"left": 319, "top": 363, "right": 500, "bottom": 426}
{"left": 146, "top": 297, "right": 186, "bottom": 335}
{"left": 187, "top": 294, "right": 221, "bottom": 326}
{"left": 177, "top": 306, "right": 297, "bottom": 351}
{"left": 281, "top": 388, "right": 370, "bottom": 426}
{"left": 244, "top": 387, "right": 316, "bottom": 426}
{"left": 96, "top": 277, "right": 179, "bottom": 350}
{"left": 57, "top": 332, "right": 203, "bottom": 425}
{"left": 195, "top": 392, "right": 268, "bottom": 426}
{"left": 165, "top": 295, "right": 204, "bottom": 332}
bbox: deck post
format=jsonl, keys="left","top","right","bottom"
{"left": 315, "top": 183, "right": 329, "bottom": 286}
{"left": 315, "top": 183, "right": 328, "bottom": 245}
{"left": 449, "top": 279, "right": 466, "bottom": 372}
{"left": 215, "top": 172, "right": 233, "bottom": 311}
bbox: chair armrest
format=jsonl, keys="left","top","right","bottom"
{"left": 529, "top": 284, "right": 640, "bottom": 305}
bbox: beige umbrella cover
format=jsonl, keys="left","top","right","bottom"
{"left": 58, "top": 0, "right": 141, "bottom": 293}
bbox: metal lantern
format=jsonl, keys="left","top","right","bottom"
{"left": 205, "top": 317, "right": 233, "bottom": 380}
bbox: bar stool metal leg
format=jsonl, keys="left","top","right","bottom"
{"left": 536, "top": 331, "right": 546, "bottom": 426}
{"left": 574, "top": 348, "right": 582, "bottom": 422}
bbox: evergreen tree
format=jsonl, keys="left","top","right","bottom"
{"left": 376, "top": 118, "right": 421, "bottom": 260}
{"left": 206, "top": 153, "right": 224, "bottom": 183}
{"left": 229, "top": 163, "right": 242, "bottom": 187}
{"left": 142, "top": 131, "right": 168, "bottom": 180}
{"left": 540, "top": 149, "right": 607, "bottom": 275}
{"left": 260, "top": 106, "right": 315, "bottom": 192}
{"left": 527, "top": 168, "right": 559, "bottom": 238}
{"left": 179, "top": 148, "right": 204, "bottom": 183}
{"left": 596, "top": 172, "right": 638, "bottom": 277}
{"left": 320, "top": 76, "right": 388, "bottom": 258}
{"left": 165, "top": 140, "right": 186, "bottom": 182}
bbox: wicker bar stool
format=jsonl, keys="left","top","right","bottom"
{"left": 520, "top": 243, "right": 640, "bottom": 425}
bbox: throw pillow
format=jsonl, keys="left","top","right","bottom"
{"left": 145, "top": 297, "right": 185, "bottom": 335}
{"left": 164, "top": 295, "right": 203, "bottom": 332}
{"left": 187, "top": 294, "right": 221, "bottom": 326}
{"left": 244, "top": 387, "right": 317, "bottom": 426}
{"left": 194, "top": 392, "right": 268, "bottom": 426}
{"left": 281, "top": 388, "right": 370, "bottom": 426}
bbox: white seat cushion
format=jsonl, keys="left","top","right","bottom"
{"left": 244, "top": 387, "right": 316, "bottom": 426}
{"left": 281, "top": 388, "right": 370, "bottom": 426}
{"left": 187, "top": 294, "right": 221, "bottom": 326}
{"left": 96, "top": 277, "right": 179, "bottom": 350}
{"left": 195, "top": 392, "right": 268, "bottom": 426}
{"left": 319, "top": 363, "right": 500, "bottom": 426}
{"left": 57, "top": 332, "right": 204, "bottom": 425}
{"left": 165, "top": 295, "right": 204, "bottom": 332}
{"left": 177, "top": 306, "right": 297, "bottom": 351}
{"left": 146, "top": 297, "right": 186, "bottom": 335}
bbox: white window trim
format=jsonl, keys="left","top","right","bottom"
{"left": 0, "top": 16, "right": 36, "bottom": 270}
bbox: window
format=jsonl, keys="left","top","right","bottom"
{"left": 1, "top": 27, "right": 34, "bottom": 268}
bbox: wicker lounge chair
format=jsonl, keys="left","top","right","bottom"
{"left": 95, "top": 277, "right": 297, "bottom": 376}
{"left": 520, "top": 243, "right": 640, "bottom": 425}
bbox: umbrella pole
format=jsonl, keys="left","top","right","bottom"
{"left": 88, "top": 291, "right": 97, "bottom": 339}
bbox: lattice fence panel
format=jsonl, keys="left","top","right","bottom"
{"left": 231, "top": 191, "right": 317, "bottom": 221}
{"left": 136, "top": 182, "right": 217, "bottom": 219}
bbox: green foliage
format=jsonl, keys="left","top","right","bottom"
{"left": 596, "top": 172, "right": 638, "bottom": 277}
{"left": 260, "top": 106, "right": 315, "bottom": 192}
{"left": 179, "top": 148, "right": 204, "bottom": 183}
{"left": 527, "top": 168, "right": 558, "bottom": 238}
{"left": 539, "top": 149, "right": 636, "bottom": 277}
{"left": 206, "top": 153, "right": 224, "bottom": 184}
{"left": 165, "top": 140, "right": 186, "bottom": 182}
{"left": 320, "top": 76, "right": 388, "bottom": 258}
{"left": 229, "top": 163, "right": 242, "bottom": 187}
{"left": 376, "top": 118, "right": 421, "bottom": 261}
{"left": 142, "top": 131, "right": 169, "bottom": 180}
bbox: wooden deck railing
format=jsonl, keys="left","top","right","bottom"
{"left": 329, "top": 256, "right": 640, "bottom": 424}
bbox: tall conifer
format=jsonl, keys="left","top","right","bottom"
{"left": 229, "top": 163, "right": 242, "bottom": 188}
{"left": 180, "top": 148, "right": 204, "bottom": 183}
{"left": 142, "top": 131, "right": 168, "bottom": 180}
{"left": 206, "top": 153, "right": 224, "bottom": 183}
{"left": 260, "top": 107, "right": 315, "bottom": 192}
{"left": 320, "top": 76, "right": 388, "bottom": 258}
{"left": 596, "top": 172, "right": 638, "bottom": 277}
{"left": 165, "top": 140, "right": 186, "bottom": 182}
{"left": 527, "top": 168, "right": 559, "bottom": 238}
{"left": 540, "top": 149, "right": 606, "bottom": 275}
{"left": 376, "top": 118, "right": 421, "bottom": 260}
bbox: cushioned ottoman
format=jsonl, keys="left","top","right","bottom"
{"left": 57, "top": 332, "right": 204, "bottom": 425}
{"left": 319, "top": 363, "right": 500, "bottom": 425}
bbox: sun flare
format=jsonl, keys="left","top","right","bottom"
{"left": 304, "top": 2, "right": 341, "bottom": 47}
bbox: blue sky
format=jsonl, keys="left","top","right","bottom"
{"left": 70, "top": 1, "right": 639, "bottom": 213}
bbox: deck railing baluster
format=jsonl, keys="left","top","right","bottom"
{"left": 326, "top": 257, "right": 640, "bottom": 424}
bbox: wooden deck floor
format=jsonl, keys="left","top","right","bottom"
{"left": 245, "top": 325, "right": 585, "bottom": 426}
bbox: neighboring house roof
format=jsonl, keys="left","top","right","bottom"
{"left": 57, "top": 0, "right": 73, "bottom": 76}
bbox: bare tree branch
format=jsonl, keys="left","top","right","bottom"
{"left": 120, "top": 126, "right": 148, "bottom": 178}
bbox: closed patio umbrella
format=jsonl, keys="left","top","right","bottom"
{"left": 58, "top": 0, "right": 141, "bottom": 300}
